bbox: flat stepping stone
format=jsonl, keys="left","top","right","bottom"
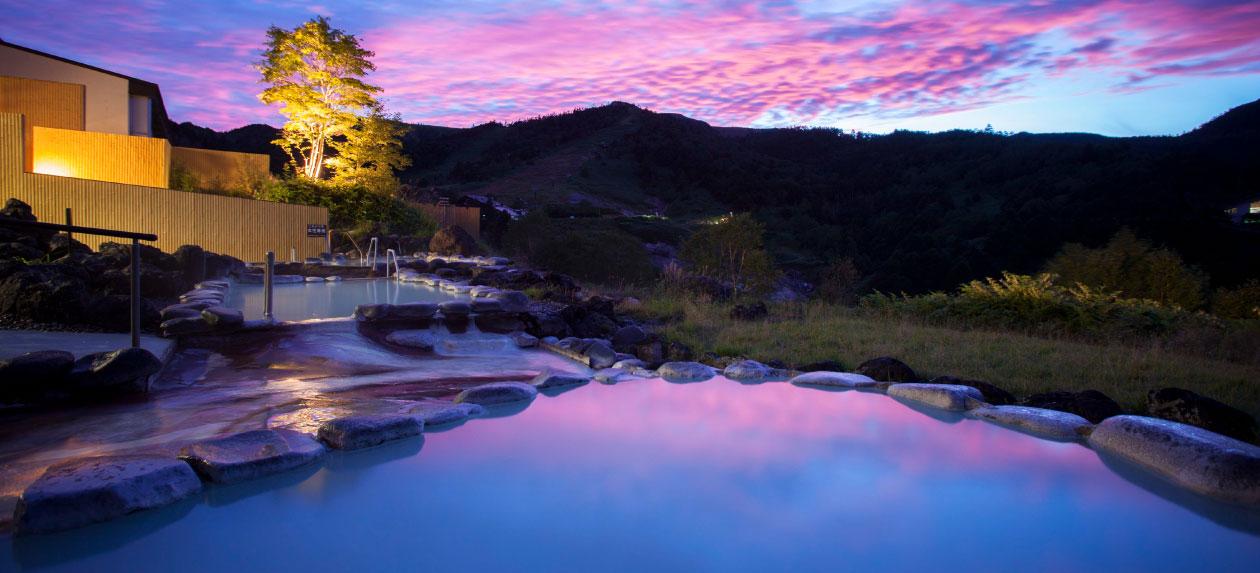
{"left": 178, "top": 429, "right": 326, "bottom": 484}
{"left": 409, "top": 402, "right": 484, "bottom": 426}
{"left": 888, "top": 383, "right": 985, "bottom": 411}
{"left": 722, "top": 360, "right": 788, "bottom": 382}
{"left": 16, "top": 455, "right": 201, "bottom": 534}
{"left": 532, "top": 373, "right": 590, "bottom": 390}
{"left": 1089, "top": 415, "right": 1260, "bottom": 506}
{"left": 790, "top": 371, "right": 879, "bottom": 388}
{"left": 657, "top": 361, "right": 716, "bottom": 382}
{"left": 318, "top": 415, "right": 424, "bottom": 450}
{"left": 454, "top": 382, "right": 538, "bottom": 405}
{"left": 971, "top": 405, "right": 1092, "bottom": 441}
{"left": 385, "top": 330, "right": 438, "bottom": 350}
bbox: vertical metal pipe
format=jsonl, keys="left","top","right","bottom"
{"left": 130, "top": 238, "right": 141, "bottom": 348}
{"left": 64, "top": 208, "right": 73, "bottom": 242}
{"left": 264, "top": 251, "right": 275, "bottom": 320}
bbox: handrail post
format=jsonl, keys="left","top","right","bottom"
{"left": 264, "top": 251, "right": 275, "bottom": 320}
{"left": 129, "top": 238, "right": 140, "bottom": 348}
{"left": 64, "top": 208, "right": 73, "bottom": 242}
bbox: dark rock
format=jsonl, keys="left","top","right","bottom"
{"left": 634, "top": 338, "right": 664, "bottom": 363}
{"left": 798, "top": 359, "right": 846, "bottom": 372}
{"left": 161, "top": 302, "right": 209, "bottom": 321}
{"left": 471, "top": 298, "right": 503, "bottom": 313}
{"left": 611, "top": 325, "right": 647, "bottom": 352}
{"left": 429, "top": 225, "right": 483, "bottom": 257}
{"left": 573, "top": 312, "right": 617, "bottom": 338}
{"left": 1146, "top": 387, "right": 1258, "bottom": 444}
{"left": 439, "top": 301, "right": 471, "bottom": 317}
{"left": 664, "top": 340, "right": 693, "bottom": 362}
{"left": 0, "top": 241, "right": 44, "bottom": 260}
{"left": 0, "top": 350, "right": 74, "bottom": 402}
{"left": 730, "top": 302, "right": 768, "bottom": 321}
{"left": 98, "top": 241, "right": 180, "bottom": 271}
{"left": 409, "top": 401, "right": 483, "bottom": 426}
{"left": 46, "top": 234, "right": 92, "bottom": 259}
{"left": 510, "top": 331, "right": 539, "bottom": 348}
{"left": 532, "top": 373, "right": 590, "bottom": 390}
{"left": 162, "top": 316, "right": 213, "bottom": 337}
{"left": 927, "top": 376, "right": 1015, "bottom": 406}
{"left": 657, "top": 361, "right": 716, "bottom": 382}
{"left": 179, "top": 429, "right": 325, "bottom": 484}
{"left": 201, "top": 306, "right": 244, "bottom": 329}
{"left": 318, "top": 415, "right": 424, "bottom": 450}
{"left": 474, "top": 312, "right": 526, "bottom": 334}
{"left": 66, "top": 348, "right": 162, "bottom": 394}
{"left": 584, "top": 340, "right": 618, "bottom": 369}
{"left": 0, "top": 267, "right": 88, "bottom": 323}
{"left": 173, "top": 245, "right": 206, "bottom": 285}
{"left": 454, "top": 381, "right": 538, "bottom": 405}
{"left": 15, "top": 455, "right": 201, "bottom": 534}
{"left": 87, "top": 295, "right": 162, "bottom": 331}
{"left": 434, "top": 268, "right": 459, "bottom": 279}
{"left": 1022, "top": 390, "right": 1124, "bottom": 424}
{"left": 385, "top": 330, "right": 437, "bottom": 350}
{"left": 495, "top": 290, "right": 530, "bottom": 313}
{"left": 855, "top": 356, "right": 917, "bottom": 382}
{"left": 1, "top": 198, "right": 54, "bottom": 246}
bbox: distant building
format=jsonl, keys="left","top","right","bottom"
{"left": 0, "top": 39, "right": 328, "bottom": 260}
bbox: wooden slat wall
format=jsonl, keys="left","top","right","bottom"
{"left": 414, "top": 203, "right": 481, "bottom": 240}
{"left": 32, "top": 126, "right": 169, "bottom": 188}
{"left": 1, "top": 113, "right": 328, "bottom": 262}
{"left": 170, "top": 146, "right": 270, "bottom": 194}
{"left": 0, "top": 75, "right": 84, "bottom": 170}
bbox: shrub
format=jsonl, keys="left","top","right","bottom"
{"left": 1213, "top": 280, "right": 1260, "bottom": 319}
{"left": 258, "top": 177, "right": 436, "bottom": 238}
{"left": 679, "top": 213, "right": 779, "bottom": 296}
{"left": 814, "top": 257, "right": 863, "bottom": 305}
{"left": 1043, "top": 229, "right": 1207, "bottom": 310}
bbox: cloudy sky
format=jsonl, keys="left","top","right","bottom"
{"left": 2, "top": 0, "right": 1258, "bottom": 135}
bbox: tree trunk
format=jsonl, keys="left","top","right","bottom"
{"left": 304, "top": 136, "right": 326, "bottom": 179}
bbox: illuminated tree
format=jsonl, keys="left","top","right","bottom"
{"left": 680, "top": 213, "right": 780, "bottom": 296}
{"left": 326, "top": 112, "right": 411, "bottom": 193}
{"left": 257, "top": 16, "right": 381, "bottom": 180}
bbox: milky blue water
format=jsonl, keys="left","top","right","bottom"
{"left": 4, "top": 380, "right": 1259, "bottom": 572}
{"left": 226, "top": 279, "right": 461, "bottom": 320}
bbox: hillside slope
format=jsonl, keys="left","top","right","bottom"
{"left": 167, "top": 98, "right": 1260, "bottom": 293}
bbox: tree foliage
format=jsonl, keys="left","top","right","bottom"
{"left": 326, "top": 112, "right": 412, "bottom": 193}
{"left": 257, "top": 16, "right": 382, "bottom": 180}
{"left": 502, "top": 212, "right": 655, "bottom": 284}
{"left": 679, "top": 213, "right": 779, "bottom": 296}
{"left": 1044, "top": 229, "right": 1207, "bottom": 309}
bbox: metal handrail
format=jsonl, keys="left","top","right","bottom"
{"left": 0, "top": 218, "right": 157, "bottom": 348}
{"left": 364, "top": 237, "right": 379, "bottom": 269}
{"left": 385, "top": 248, "right": 399, "bottom": 278}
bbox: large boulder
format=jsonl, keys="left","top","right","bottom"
{"left": 723, "top": 360, "right": 785, "bottom": 382}
{"left": 888, "top": 383, "right": 983, "bottom": 411}
{"left": 855, "top": 357, "right": 917, "bottom": 382}
{"left": 318, "top": 415, "right": 424, "bottom": 450}
{"left": 583, "top": 340, "right": 618, "bottom": 369}
{"left": 611, "top": 325, "right": 648, "bottom": 352}
{"left": 454, "top": 382, "right": 538, "bottom": 405}
{"left": 173, "top": 244, "right": 206, "bottom": 285}
{"left": 0, "top": 267, "right": 89, "bottom": 324}
{"left": 0, "top": 350, "right": 74, "bottom": 402}
{"left": 1089, "top": 415, "right": 1260, "bottom": 506}
{"left": 971, "top": 405, "right": 1092, "bottom": 441}
{"left": 1, "top": 198, "right": 54, "bottom": 246}
{"left": 65, "top": 348, "right": 163, "bottom": 395}
{"left": 178, "top": 429, "right": 326, "bottom": 484}
{"left": 1146, "top": 388, "right": 1258, "bottom": 444}
{"left": 385, "top": 330, "right": 438, "bottom": 351}
{"left": 429, "top": 225, "right": 483, "bottom": 257}
{"left": 1022, "top": 390, "right": 1123, "bottom": 424}
{"left": 926, "top": 376, "right": 1015, "bottom": 405}
{"left": 657, "top": 361, "right": 716, "bottom": 382}
{"left": 46, "top": 235, "right": 92, "bottom": 259}
{"left": 789, "top": 371, "right": 879, "bottom": 389}
{"left": 409, "top": 401, "right": 484, "bottom": 426}
{"left": 474, "top": 312, "right": 527, "bottom": 334}
{"left": 15, "top": 455, "right": 202, "bottom": 534}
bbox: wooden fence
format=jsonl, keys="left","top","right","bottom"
{"left": 171, "top": 146, "right": 270, "bottom": 194}
{"left": 0, "top": 113, "right": 328, "bottom": 261}
{"left": 414, "top": 202, "right": 481, "bottom": 240}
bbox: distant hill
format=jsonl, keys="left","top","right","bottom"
{"left": 168, "top": 98, "right": 1260, "bottom": 293}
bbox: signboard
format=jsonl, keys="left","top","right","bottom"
{"left": 307, "top": 223, "right": 328, "bottom": 237}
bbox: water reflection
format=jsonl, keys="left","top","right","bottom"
{"left": 6, "top": 380, "right": 1257, "bottom": 572}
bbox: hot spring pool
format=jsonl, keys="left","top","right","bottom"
{"left": 4, "top": 379, "right": 1258, "bottom": 572}
{"left": 226, "top": 279, "right": 463, "bottom": 320}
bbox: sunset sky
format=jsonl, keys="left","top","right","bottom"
{"left": 2, "top": 0, "right": 1258, "bottom": 135}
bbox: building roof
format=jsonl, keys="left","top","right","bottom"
{"left": 0, "top": 38, "right": 171, "bottom": 138}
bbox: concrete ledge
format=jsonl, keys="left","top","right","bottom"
{"left": 1089, "top": 415, "right": 1260, "bottom": 506}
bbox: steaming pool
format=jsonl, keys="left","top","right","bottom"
{"left": 3, "top": 374, "right": 1260, "bottom": 571}
{"left": 2, "top": 277, "right": 1258, "bottom": 572}
{"left": 226, "top": 279, "right": 463, "bottom": 320}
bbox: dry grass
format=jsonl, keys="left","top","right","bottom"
{"left": 636, "top": 299, "right": 1260, "bottom": 418}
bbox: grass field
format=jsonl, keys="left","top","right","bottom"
{"left": 628, "top": 297, "right": 1260, "bottom": 419}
